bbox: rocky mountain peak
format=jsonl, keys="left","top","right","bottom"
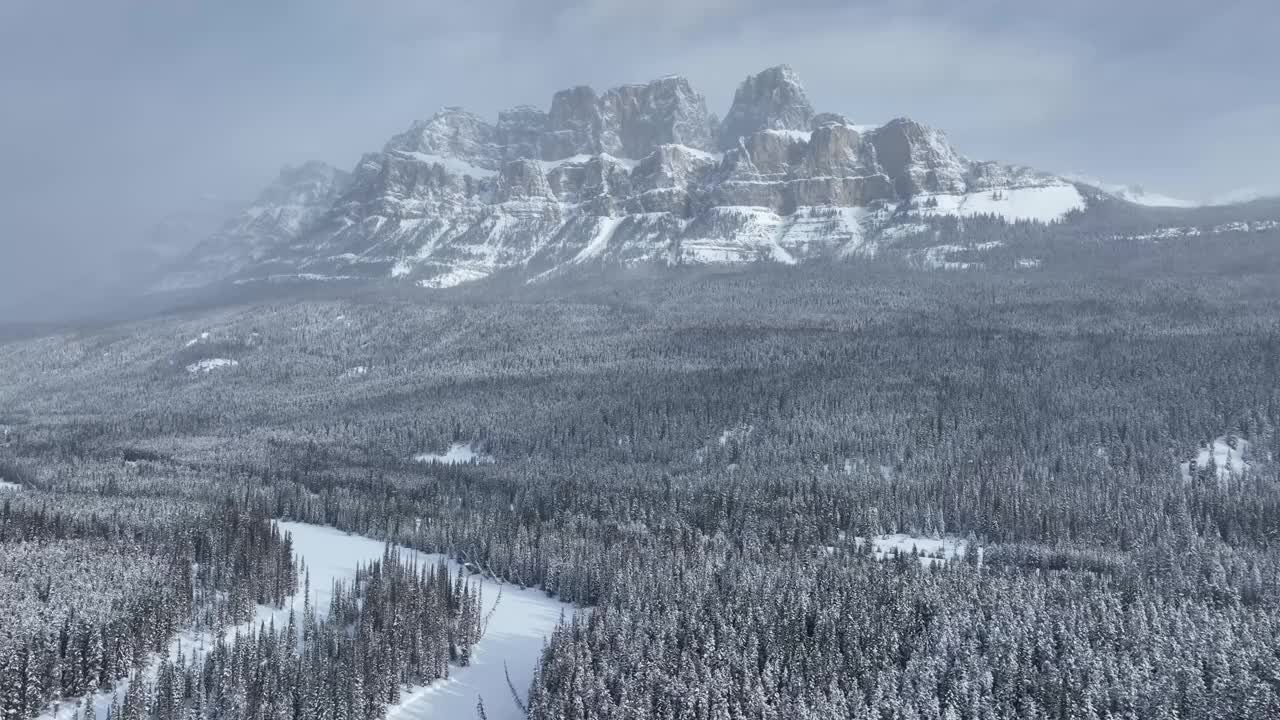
{"left": 598, "top": 75, "right": 713, "bottom": 157}
{"left": 158, "top": 161, "right": 351, "bottom": 291}
{"left": 544, "top": 86, "right": 602, "bottom": 159}
{"left": 542, "top": 76, "right": 714, "bottom": 160}
{"left": 388, "top": 108, "right": 498, "bottom": 163}
{"left": 165, "top": 64, "right": 1107, "bottom": 293}
{"left": 868, "top": 118, "right": 967, "bottom": 196}
{"left": 718, "top": 64, "right": 815, "bottom": 150}
{"left": 260, "top": 161, "right": 351, "bottom": 208}
{"left": 496, "top": 105, "right": 549, "bottom": 162}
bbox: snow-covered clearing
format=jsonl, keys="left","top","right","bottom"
{"left": 342, "top": 365, "right": 370, "bottom": 378}
{"left": 915, "top": 184, "right": 1084, "bottom": 224}
{"left": 916, "top": 241, "right": 1003, "bottom": 270}
{"left": 0, "top": 479, "right": 21, "bottom": 492}
{"left": 877, "top": 222, "right": 930, "bottom": 242}
{"left": 841, "top": 534, "right": 971, "bottom": 568}
{"left": 414, "top": 442, "right": 494, "bottom": 465}
{"left": 718, "top": 423, "right": 752, "bottom": 446}
{"left": 182, "top": 332, "right": 211, "bottom": 348}
{"left": 38, "top": 521, "right": 577, "bottom": 720}
{"left": 418, "top": 266, "right": 491, "bottom": 289}
{"left": 1180, "top": 436, "right": 1251, "bottom": 485}
{"left": 185, "top": 358, "right": 238, "bottom": 374}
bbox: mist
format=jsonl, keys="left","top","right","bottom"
{"left": 2, "top": 0, "right": 1278, "bottom": 321}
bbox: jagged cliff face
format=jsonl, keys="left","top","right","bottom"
{"left": 166, "top": 65, "right": 1087, "bottom": 290}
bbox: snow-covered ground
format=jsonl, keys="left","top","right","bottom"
{"left": 182, "top": 331, "right": 211, "bottom": 348}
{"left": 853, "top": 534, "right": 970, "bottom": 568}
{"left": 38, "top": 521, "right": 576, "bottom": 720}
{"left": 914, "top": 184, "right": 1085, "bottom": 224}
{"left": 1181, "top": 436, "right": 1250, "bottom": 485}
{"left": 717, "top": 424, "right": 752, "bottom": 446}
{"left": 916, "top": 241, "right": 1003, "bottom": 270}
{"left": 414, "top": 442, "right": 494, "bottom": 465}
{"left": 0, "top": 479, "right": 21, "bottom": 492}
{"left": 185, "top": 358, "right": 238, "bottom": 374}
{"left": 877, "top": 222, "right": 930, "bottom": 242}
{"left": 418, "top": 267, "right": 491, "bottom": 289}
{"left": 1115, "top": 219, "right": 1280, "bottom": 242}
{"left": 573, "top": 215, "right": 626, "bottom": 262}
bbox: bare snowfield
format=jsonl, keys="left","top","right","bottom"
{"left": 821, "top": 533, "right": 971, "bottom": 567}
{"left": 1181, "top": 436, "right": 1251, "bottom": 484}
{"left": 38, "top": 521, "right": 577, "bottom": 720}
{"left": 915, "top": 184, "right": 1085, "bottom": 224}
{"left": 860, "top": 534, "right": 968, "bottom": 566}
{"left": 414, "top": 442, "right": 494, "bottom": 465}
{"left": 185, "top": 358, "right": 239, "bottom": 373}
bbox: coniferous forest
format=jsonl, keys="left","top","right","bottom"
{"left": 2, "top": 233, "right": 1280, "bottom": 719}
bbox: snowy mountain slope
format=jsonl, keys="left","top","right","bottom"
{"left": 162, "top": 65, "right": 1188, "bottom": 291}
{"left": 1062, "top": 175, "right": 1196, "bottom": 208}
{"left": 158, "top": 162, "right": 351, "bottom": 291}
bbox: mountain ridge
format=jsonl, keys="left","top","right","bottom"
{"left": 156, "top": 65, "right": 1265, "bottom": 293}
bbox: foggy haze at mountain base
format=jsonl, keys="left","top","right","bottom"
{"left": 3, "top": 0, "right": 1280, "bottom": 320}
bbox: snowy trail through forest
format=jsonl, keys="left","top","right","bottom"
{"left": 276, "top": 522, "right": 578, "bottom": 720}
{"left": 38, "top": 521, "right": 578, "bottom": 720}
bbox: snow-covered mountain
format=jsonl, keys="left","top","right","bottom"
{"left": 159, "top": 162, "right": 351, "bottom": 291}
{"left": 162, "top": 66, "right": 1135, "bottom": 291}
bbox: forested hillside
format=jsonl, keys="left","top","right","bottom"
{"left": 2, "top": 232, "right": 1279, "bottom": 719}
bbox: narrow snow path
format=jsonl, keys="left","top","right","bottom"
{"left": 38, "top": 521, "right": 578, "bottom": 720}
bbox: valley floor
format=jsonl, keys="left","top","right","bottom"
{"left": 36, "top": 522, "right": 578, "bottom": 720}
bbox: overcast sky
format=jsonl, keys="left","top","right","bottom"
{"left": 2, "top": 0, "right": 1278, "bottom": 319}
